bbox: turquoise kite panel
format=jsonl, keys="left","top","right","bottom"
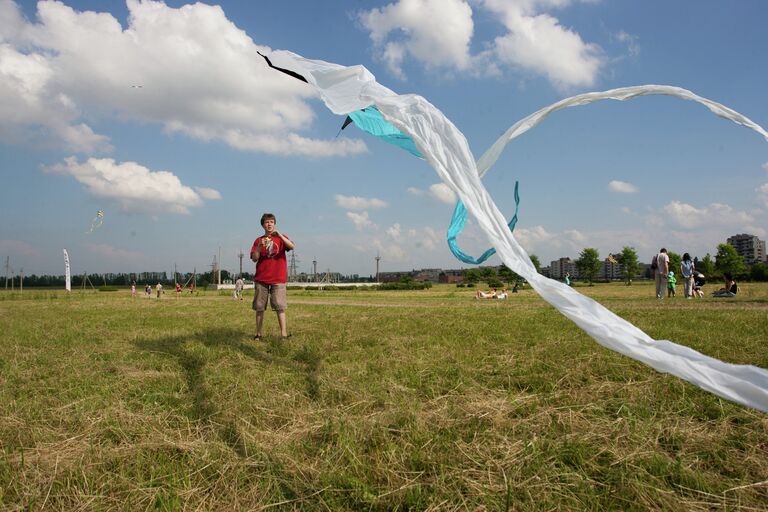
{"left": 348, "top": 108, "right": 423, "bottom": 158}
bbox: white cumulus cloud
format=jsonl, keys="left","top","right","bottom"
{"left": 514, "top": 225, "right": 599, "bottom": 260}
{"left": 195, "top": 187, "right": 222, "bottom": 200}
{"left": 359, "top": 0, "right": 475, "bottom": 79}
{"left": 417, "top": 226, "right": 440, "bottom": 250}
{"left": 612, "top": 30, "right": 640, "bottom": 57}
{"left": 386, "top": 223, "right": 402, "bottom": 238}
{"left": 483, "top": 0, "right": 603, "bottom": 89}
{"left": 335, "top": 194, "right": 388, "bottom": 210}
{"left": 663, "top": 201, "right": 754, "bottom": 230}
{"left": 608, "top": 180, "right": 638, "bottom": 193}
{"left": 46, "top": 157, "right": 217, "bottom": 215}
{"left": 429, "top": 183, "right": 456, "bottom": 204}
{"left": 0, "top": 0, "right": 366, "bottom": 156}
{"left": 368, "top": 225, "right": 441, "bottom": 263}
{"left": 346, "top": 211, "right": 375, "bottom": 231}
{"left": 359, "top": 0, "right": 603, "bottom": 88}
{"left": 0, "top": 43, "right": 112, "bottom": 153}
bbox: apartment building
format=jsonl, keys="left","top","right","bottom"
{"left": 549, "top": 257, "right": 578, "bottom": 280}
{"left": 726, "top": 234, "right": 767, "bottom": 265}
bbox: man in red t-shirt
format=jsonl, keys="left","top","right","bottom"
{"left": 250, "top": 213, "right": 294, "bottom": 339}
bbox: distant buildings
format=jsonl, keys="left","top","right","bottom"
{"left": 439, "top": 270, "right": 465, "bottom": 284}
{"left": 377, "top": 271, "right": 415, "bottom": 283}
{"left": 601, "top": 254, "right": 623, "bottom": 281}
{"left": 549, "top": 257, "right": 578, "bottom": 279}
{"left": 727, "top": 233, "right": 767, "bottom": 265}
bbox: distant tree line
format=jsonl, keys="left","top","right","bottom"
{"left": 459, "top": 243, "right": 768, "bottom": 287}
{"left": 5, "top": 270, "right": 256, "bottom": 289}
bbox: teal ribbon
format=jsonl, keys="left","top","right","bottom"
{"left": 447, "top": 181, "right": 519, "bottom": 265}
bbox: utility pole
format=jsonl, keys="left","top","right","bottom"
{"left": 375, "top": 253, "right": 381, "bottom": 282}
{"left": 312, "top": 259, "right": 317, "bottom": 282}
{"left": 218, "top": 246, "right": 222, "bottom": 285}
{"left": 288, "top": 252, "right": 300, "bottom": 282}
{"left": 238, "top": 248, "right": 244, "bottom": 278}
{"left": 4, "top": 256, "right": 10, "bottom": 289}
{"left": 19, "top": 268, "right": 23, "bottom": 293}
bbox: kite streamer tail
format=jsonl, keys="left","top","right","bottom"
{"left": 476, "top": 85, "right": 768, "bottom": 178}
{"left": 266, "top": 50, "right": 768, "bottom": 412}
{"left": 376, "top": 90, "right": 768, "bottom": 413}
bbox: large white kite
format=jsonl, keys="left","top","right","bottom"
{"left": 264, "top": 50, "right": 768, "bottom": 412}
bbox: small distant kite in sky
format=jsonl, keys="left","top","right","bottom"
{"left": 130, "top": 85, "right": 143, "bottom": 88}
{"left": 86, "top": 209, "right": 104, "bottom": 234}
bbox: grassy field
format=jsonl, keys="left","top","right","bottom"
{"left": 1, "top": 283, "right": 767, "bottom": 511}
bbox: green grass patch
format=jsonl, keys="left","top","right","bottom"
{"left": 1, "top": 283, "right": 767, "bottom": 510}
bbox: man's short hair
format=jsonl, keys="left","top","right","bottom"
{"left": 260, "top": 213, "right": 276, "bottom": 226}
{"left": 660, "top": 248, "right": 667, "bottom": 253}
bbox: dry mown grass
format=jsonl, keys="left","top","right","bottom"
{"left": 1, "top": 283, "right": 767, "bottom": 510}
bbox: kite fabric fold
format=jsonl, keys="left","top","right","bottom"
{"left": 267, "top": 50, "right": 768, "bottom": 412}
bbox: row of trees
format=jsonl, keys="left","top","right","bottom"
{"left": 462, "top": 255, "right": 542, "bottom": 288}
{"left": 461, "top": 243, "right": 768, "bottom": 287}
{"left": 4, "top": 269, "right": 256, "bottom": 289}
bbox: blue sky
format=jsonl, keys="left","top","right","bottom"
{"left": 1, "top": 0, "right": 767, "bottom": 278}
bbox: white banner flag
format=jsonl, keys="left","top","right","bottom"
{"left": 63, "top": 249, "right": 71, "bottom": 291}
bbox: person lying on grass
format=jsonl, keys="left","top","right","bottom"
{"left": 475, "top": 288, "right": 496, "bottom": 299}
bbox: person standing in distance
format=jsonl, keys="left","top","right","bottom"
{"left": 250, "top": 213, "right": 294, "bottom": 339}
{"left": 653, "top": 248, "right": 670, "bottom": 300}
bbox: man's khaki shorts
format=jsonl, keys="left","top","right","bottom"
{"left": 252, "top": 282, "right": 287, "bottom": 312}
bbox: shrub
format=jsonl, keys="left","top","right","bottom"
{"left": 377, "top": 282, "right": 432, "bottom": 291}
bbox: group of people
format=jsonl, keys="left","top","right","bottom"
{"left": 652, "top": 248, "right": 737, "bottom": 299}
{"left": 130, "top": 280, "right": 192, "bottom": 299}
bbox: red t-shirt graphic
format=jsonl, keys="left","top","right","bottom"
{"left": 251, "top": 234, "right": 292, "bottom": 284}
